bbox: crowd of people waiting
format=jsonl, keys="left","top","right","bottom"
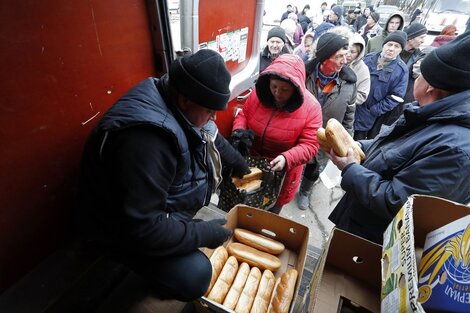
{"left": 72, "top": 1, "right": 470, "bottom": 303}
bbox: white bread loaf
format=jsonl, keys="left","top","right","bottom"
{"left": 223, "top": 262, "right": 251, "bottom": 310}
{"left": 205, "top": 246, "right": 229, "bottom": 296}
{"left": 227, "top": 243, "right": 281, "bottom": 272}
{"left": 268, "top": 268, "right": 298, "bottom": 313}
{"left": 207, "top": 256, "right": 239, "bottom": 304}
{"left": 234, "top": 228, "right": 285, "bottom": 255}
{"left": 234, "top": 266, "right": 262, "bottom": 313}
{"left": 250, "top": 270, "right": 276, "bottom": 313}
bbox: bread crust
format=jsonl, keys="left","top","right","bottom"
{"left": 250, "top": 270, "right": 276, "bottom": 313}
{"left": 234, "top": 228, "right": 285, "bottom": 255}
{"left": 227, "top": 242, "right": 281, "bottom": 271}
{"left": 207, "top": 256, "right": 239, "bottom": 304}
{"left": 232, "top": 167, "right": 263, "bottom": 187}
{"left": 268, "top": 268, "right": 298, "bottom": 313}
{"left": 323, "top": 118, "right": 366, "bottom": 162}
{"left": 223, "top": 262, "right": 251, "bottom": 310}
{"left": 238, "top": 179, "right": 263, "bottom": 192}
{"left": 205, "top": 246, "right": 229, "bottom": 296}
{"left": 234, "top": 266, "right": 262, "bottom": 313}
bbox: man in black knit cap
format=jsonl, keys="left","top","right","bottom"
{"left": 297, "top": 31, "right": 357, "bottom": 210}
{"left": 259, "top": 26, "right": 290, "bottom": 72}
{"left": 327, "top": 31, "right": 470, "bottom": 244}
{"left": 76, "top": 49, "right": 249, "bottom": 301}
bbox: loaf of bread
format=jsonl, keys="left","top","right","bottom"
{"left": 234, "top": 228, "right": 285, "bottom": 255}
{"left": 205, "top": 246, "right": 229, "bottom": 296}
{"left": 207, "top": 256, "right": 239, "bottom": 304}
{"left": 234, "top": 266, "right": 262, "bottom": 313}
{"left": 316, "top": 127, "right": 333, "bottom": 152}
{"left": 250, "top": 270, "right": 276, "bottom": 313}
{"left": 227, "top": 243, "right": 281, "bottom": 271}
{"left": 232, "top": 167, "right": 263, "bottom": 187}
{"left": 268, "top": 269, "right": 298, "bottom": 313}
{"left": 223, "top": 262, "right": 250, "bottom": 310}
{"left": 238, "top": 179, "right": 263, "bottom": 193}
{"left": 325, "top": 118, "right": 365, "bottom": 162}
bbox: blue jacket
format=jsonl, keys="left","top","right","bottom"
{"left": 330, "top": 90, "right": 470, "bottom": 243}
{"left": 354, "top": 52, "right": 408, "bottom": 132}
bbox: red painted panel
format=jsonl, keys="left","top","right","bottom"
{"left": 0, "top": 0, "right": 157, "bottom": 292}
{"left": 198, "top": 0, "right": 258, "bottom": 138}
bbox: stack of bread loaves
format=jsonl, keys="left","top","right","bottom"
{"left": 317, "top": 118, "right": 366, "bottom": 163}
{"left": 205, "top": 228, "right": 298, "bottom": 313}
{"left": 232, "top": 167, "right": 264, "bottom": 193}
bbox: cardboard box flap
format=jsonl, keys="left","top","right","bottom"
{"left": 326, "top": 228, "right": 382, "bottom": 290}
{"left": 226, "top": 204, "right": 309, "bottom": 252}
{"left": 410, "top": 194, "right": 470, "bottom": 246}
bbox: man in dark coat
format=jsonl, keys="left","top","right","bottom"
{"left": 76, "top": 50, "right": 249, "bottom": 301}
{"left": 327, "top": 31, "right": 470, "bottom": 244}
{"left": 297, "top": 31, "right": 357, "bottom": 210}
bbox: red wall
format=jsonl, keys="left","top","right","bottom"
{"left": 0, "top": 0, "right": 157, "bottom": 292}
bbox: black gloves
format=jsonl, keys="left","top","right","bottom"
{"left": 202, "top": 218, "right": 232, "bottom": 249}
{"left": 231, "top": 129, "right": 255, "bottom": 157}
{"left": 232, "top": 164, "right": 251, "bottom": 179}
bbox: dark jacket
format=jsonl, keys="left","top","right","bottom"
{"left": 330, "top": 91, "right": 470, "bottom": 243}
{"left": 259, "top": 45, "right": 290, "bottom": 73}
{"left": 77, "top": 77, "right": 245, "bottom": 256}
{"left": 354, "top": 52, "right": 408, "bottom": 132}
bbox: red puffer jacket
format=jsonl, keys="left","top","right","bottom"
{"left": 233, "top": 54, "right": 322, "bottom": 206}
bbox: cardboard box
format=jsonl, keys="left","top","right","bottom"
{"left": 196, "top": 204, "right": 309, "bottom": 313}
{"left": 417, "top": 215, "right": 470, "bottom": 312}
{"left": 307, "top": 228, "right": 382, "bottom": 313}
{"left": 381, "top": 195, "right": 470, "bottom": 313}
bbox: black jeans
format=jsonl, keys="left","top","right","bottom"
{"left": 106, "top": 211, "right": 212, "bottom": 302}
{"left": 121, "top": 249, "right": 212, "bottom": 302}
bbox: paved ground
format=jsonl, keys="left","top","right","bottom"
{"left": 278, "top": 163, "right": 343, "bottom": 252}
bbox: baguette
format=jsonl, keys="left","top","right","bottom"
{"left": 250, "top": 270, "right": 276, "bottom": 313}
{"left": 316, "top": 128, "right": 333, "bottom": 152}
{"left": 205, "top": 246, "right": 229, "bottom": 296}
{"left": 268, "top": 269, "right": 298, "bottom": 313}
{"left": 207, "top": 256, "right": 239, "bottom": 304}
{"left": 227, "top": 242, "right": 281, "bottom": 271}
{"left": 234, "top": 266, "right": 262, "bottom": 313}
{"left": 325, "top": 118, "right": 366, "bottom": 162}
{"left": 238, "top": 179, "right": 263, "bottom": 192}
{"left": 234, "top": 228, "right": 285, "bottom": 255}
{"left": 232, "top": 167, "right": 263, "bottom": 187}
{"left": 223, "top": 262, "right": 251, "bottom": 310}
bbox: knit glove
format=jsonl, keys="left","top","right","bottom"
{"left": 231, "top": 129, "right": 255, "bottom": 157}
{"left": 200, "top": 219, "right": 232, "bottom": 249}
{"left": 231, "top": 161, "right": 251, "bottom": 179}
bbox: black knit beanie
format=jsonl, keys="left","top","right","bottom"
{"left": 267, "top": 26, "right": 286, "bottom": 43}
{"left": 383, "top": 30, "right": 408, "bottom": 49}
{"left": 405, "top": 23, "right": 427, "bottom": 40}
{"left": 316, "top": 32, "right": 349, "bottom": 63}
{"left": 420, "top": 31, "right": 470, "bottom": 92}
{"left": 169, "top": 49, "right": 231, "bottom": 110}
{"left": 370, "top": 12, "right": 380, "bottom": 23}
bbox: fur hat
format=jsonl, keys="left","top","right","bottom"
{"left": 370, "top": 12, "right": 380, "bottom": 23}
{"left": 169, "top": 49, "right": 231, "bottom": 110}
{"left": 316, "top": 32, "right": 349, "bottom": 63}
{"left": 405, "top": 23, "right": 428, "bottom": 40}
{"left": 420, "top": 31, "right": 470, "bottom": 92}
{"left": 267, "top": 26, "right": 286, "bottom": 43}
{"left": 383, "top": 30, "right": 408, "bottom": 49}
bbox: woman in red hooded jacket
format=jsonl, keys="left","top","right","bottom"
{"left": 231, "top": 54, "right": 322, "bottom": 214}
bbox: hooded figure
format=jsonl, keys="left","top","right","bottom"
{"left": 232, "top": 54, "right": 322, "bottom": 214}
{"left": 347, "top": 33, "right": 371, "bottom": 105}
{"left": 365, "top": 11, "right": 406, "bottom": 54}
